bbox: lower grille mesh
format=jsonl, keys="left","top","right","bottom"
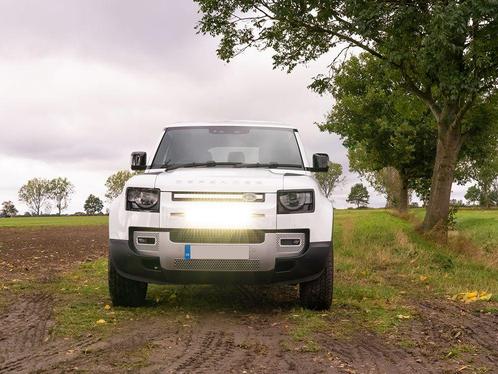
{"left": 173, "top": 259, "right": 260, "bottom": 271}
{"left": 169, "top": 229, "right": 265, "bottom": 244}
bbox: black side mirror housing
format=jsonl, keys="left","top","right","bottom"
{"left": 131, "top": 152, "right": 147, "bottom": 171}
{"left": 311, "top": 153, "right": 329, "bottom": 172}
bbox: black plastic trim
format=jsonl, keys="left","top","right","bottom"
{"left": 109, "top": 238, "right": 331, "bottom": 285}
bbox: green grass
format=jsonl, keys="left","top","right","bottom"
{"left": 0, "top": 215, "right": 108, "bottom": 227}
{"left": 412, "top": 208, "right": 498, "bottom": 249}
{"left": 454, "top": 209, "right": 498, "bottom": 250}
{"left": 334, "top": 209, "right": 498, "bottom": 298}
{"left": 3, "top": 208, "right": 497, "bottom": 342}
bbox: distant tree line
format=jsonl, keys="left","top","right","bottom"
{"left": 0, "top": 170, "right": 137, "bottom": 217}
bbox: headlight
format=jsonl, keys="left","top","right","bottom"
{"left": 126, "top": 188, "right": 160, "bottom": 212}
{"left": 277, "top": 190, "right": 314, "bottom": 214}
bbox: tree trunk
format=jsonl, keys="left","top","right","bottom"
{"left": 422, "top": 118, "right": 463, "bottom": 237}
{"left": 398, "top": 176, "right": 409, "bottom": 213}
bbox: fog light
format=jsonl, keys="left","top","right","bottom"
{"left": 280, "top": 238, "right": 301, "bottom": 246}
{"left": 137, "top": 237, "right": 156, "bottom": 245}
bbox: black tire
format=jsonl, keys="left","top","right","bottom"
{"left": 299, "top": 247, "right": 333, "bottom": 310}
{"left": 108, "top": 258, "right": 148, "bottom": 307}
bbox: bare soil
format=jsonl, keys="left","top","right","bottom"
{"left": 0, "top": 226, "right": 496, "bottom": 373}
{"left": 0, "top": 226, "right": 108, "bottom": 282}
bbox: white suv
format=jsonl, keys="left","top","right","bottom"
{"left": 108, "top": 122, "right": 333, "bottom": 310}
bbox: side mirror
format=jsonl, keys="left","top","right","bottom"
{"left": 311, "top": 153, "right": 329, "bottom": 172}
{"left": 131, "top": 152, "right": 147, "bottom": 171}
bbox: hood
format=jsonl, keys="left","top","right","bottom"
{"left": 153, "top": 168, "right": 285, "bottom": 193}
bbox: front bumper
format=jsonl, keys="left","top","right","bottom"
{"left": 109, "top": 227, "right": 331, "bottom": 285}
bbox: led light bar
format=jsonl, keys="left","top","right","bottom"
{"left": 172, "top": 192, "right": 265, "bottom": 202}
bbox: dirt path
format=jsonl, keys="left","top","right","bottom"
{"left": 0, "top": 226, "right": 497, "bottom": 373}
{"left": 0, "top": 291, "right": 496, "bottom": 373}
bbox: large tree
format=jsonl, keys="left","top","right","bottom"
{"left": 322, "top": 54, "right": 436, "bottom": 213}
{"left": 49, "top": 177, "right": 75, "bottom": 215}
{"left": 195, "top": 0, "right": 498, "bottom": 237}
{"left": 18, "top": 178, "right": 51, "bottom": 216}
{"left": 313, "top": 162, "right": 344, "bottom": 199}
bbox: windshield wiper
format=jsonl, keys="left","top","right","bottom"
{"left": 234, "top": 162, "right": 303, "bottom": 169}
{"left": 163, "top": 161, "right": 242, "bottom": 171}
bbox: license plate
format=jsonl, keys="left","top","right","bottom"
{"left": 184, "top": 244, "right": 249, "bottom": 260}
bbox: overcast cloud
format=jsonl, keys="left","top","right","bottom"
{"left": 0, "top": 1, "right": 468, "bottom": 214}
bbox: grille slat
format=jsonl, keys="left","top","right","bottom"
{"left": 173, "top": 259, "right": 260, "bottom": 271}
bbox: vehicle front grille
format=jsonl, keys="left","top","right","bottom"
{"left": 173, "top": 259, "right": 260, "bottom": 271}
{"left": 169, "top": 229, "right": 265, "bottom": 244}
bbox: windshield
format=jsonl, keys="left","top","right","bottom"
{"left": 151, "top": 126, "right": 304, "bottom": 169}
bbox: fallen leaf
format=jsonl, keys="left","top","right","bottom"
{"left": 452, "top": 291, "right": 492, "bottom": 303}
{"left": 96, "top": 319, "right": 106, "bottom": 324}
{"left": 397, "top": 314, "right": 411, "bottom": 320}
{"left": 419, "top": 275, "right": 428, "bottom": 282}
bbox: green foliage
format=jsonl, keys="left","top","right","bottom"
{"left": 0, "top": 201, "right": 18, "bottom": 217}
{"left": 313, "top": 162, "right": 343, "bottom": 198}
{"left": 447, "top": 205, "right": 459, "bottom": 231}
{"left": 320, "top": 54, "right": 436, "bottom": 198}
{"left": 49, "top": 177, "right": 75, "bottom": 215}
{"left": 105, "top": 170, "right": 135, "bottom": 200}
{"left": 465, "top": 185, "right": 481, "bottom": 205}
{"left": 195, "top": 0, "right": 498, "bottom": 233}
{"left": 84, "top": 194, "right": 104, "bottom": 215}
{"left": 347, "top": 183, "right": 369, "bottom": 208}
{"left": 195, "top": 1, "right": 498, "bottom": 105}
{"left": 18, "top": 178, "right": 52, "bottom": 215}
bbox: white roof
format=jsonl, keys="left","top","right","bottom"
{"left": 164, "top": 120, "right": 296, "bottom": 130}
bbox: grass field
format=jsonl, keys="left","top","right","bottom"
{"left": 0, "top": 215, "right": 108, "bottom": 227}
{"left": 1, "top": 208, "right": 497, "bottom": 372}
{"left": 10, "top": 208, "right": 496, "bottom": 336}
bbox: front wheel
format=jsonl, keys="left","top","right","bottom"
{"left": 108, "top": 259, "right": 148, "bottom": 307}
{"left": 299, "top": 248, "right": 333, "bottom": 310}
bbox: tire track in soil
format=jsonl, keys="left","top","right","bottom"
{"left": 3, "top": 287, "right": 495, "bottom": 373}
{"left": 149, "top": 315, "right": 335, "bottom": 374}
{"left": 173, "top": 330, "right": 236, "bottom": 372}
{"left": 0, "top": 294, "right": 101, "bottom": 374}
{"left": 47, "top": 313, "right": 338, "bottom": 373}
{"left": 319, "top": 332, "right": 438, "bottom": 374}
{"left": 0, "top": 293, "right": 53, "bottom": 361}
{"left": 409, "top": 301, "right": 498, "bottom": 369}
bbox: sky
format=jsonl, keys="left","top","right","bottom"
{"left": 0, "top": 1, "right": 468, "bottom": 214}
